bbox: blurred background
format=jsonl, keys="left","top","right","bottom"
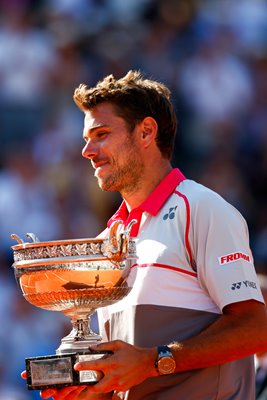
{"left": 0, "top": 0, "right": 267, "bottom": 398}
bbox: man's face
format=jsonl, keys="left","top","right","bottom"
{"left": 82, "top": 102, "right": 144, "bottom": 195}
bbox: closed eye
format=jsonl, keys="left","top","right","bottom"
{"left": 83, "top": 131, "right": 108, "bottom": 143}
{"left": 96, "top": 131, "right": 108, "bottom": 139}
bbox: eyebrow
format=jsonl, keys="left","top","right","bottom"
{"left": 83, "top": 124, "right": 109, "bottom": 138}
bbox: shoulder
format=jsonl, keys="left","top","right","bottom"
{"left": 175, "top": 179, "right": 226, "bottom": 204}
{"left": 175, "top": 179, "right": 247, "bottom": 225}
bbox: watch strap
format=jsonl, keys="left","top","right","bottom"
{"left": 157, "top": 345, "right": 172, "bottom": 357}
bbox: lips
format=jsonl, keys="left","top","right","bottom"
{"left": 91, "top": 160, "right": 108, "bottom": 170}
{"left": 92, "top": 160, "right": 110, "bottom": 179}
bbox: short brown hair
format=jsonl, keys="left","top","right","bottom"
{"left": 73, "top": 70, "right": 177, "bottom": 160}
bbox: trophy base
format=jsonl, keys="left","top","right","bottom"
{"left": 25, "top": 350, "right": 112, "bottom": 390}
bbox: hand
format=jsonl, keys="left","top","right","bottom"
{"left": 73, "top": 340, "right": 157, "bottom": 394}
{"left": 40, "top": 386, "right": 113, "bottom": 399}
{"left": 21, "top": 370, "right": 113, "bottom": 399}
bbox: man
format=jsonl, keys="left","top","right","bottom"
{"left": 37, "top": 70, "right": 267, "bottom": 399}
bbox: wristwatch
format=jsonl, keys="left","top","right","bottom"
{"left": 155, "top": 345, "right": 176, "bottom": 375}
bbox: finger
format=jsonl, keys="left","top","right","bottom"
{"left": 84, "top": 376, "right": 115, "bottom": 394}
{"left": 74, "top": 341, "right": 124, "bottom": 371}
{"left": 41, "top": 386, "right": 86, "bottom": 400}
{"left": 54, "top": 386, "right": 87, "bottom": 400}
{"left": 74, "top": 353, "right": 114, "bottom": 372}
{"left": 21, "top": 370, "right": 27, "bottom": 379}
{"left": 41, "top": 387, "right": 75, "bottom": 399}
{"left": 90, "top": 340, "right": 123, "bottom": 353}
{"left": 40, "top": 388, "right": 57, "bottom": 399}
{"left": 74, "top": 359, "right": 108, "bottom": 372}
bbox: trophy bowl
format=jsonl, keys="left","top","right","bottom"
{"left": 10, "top": 221, "right": 137, "bottom": 390}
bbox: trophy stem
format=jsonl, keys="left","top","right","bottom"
{"left": 56, "top": 312, "right": 102, "bottom": 354}
{"left": 75, "top": 318, "right": 90, "bottom": 339}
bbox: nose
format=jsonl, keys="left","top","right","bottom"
{"left": 82, "top": 140, "right": 97, "bottom": 159}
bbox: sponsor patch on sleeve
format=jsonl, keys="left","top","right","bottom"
{"left": 218, "top": 252, "right": 251, "bottom": 265}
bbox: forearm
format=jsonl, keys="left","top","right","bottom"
{"left": 168, "top": 300, "right": 267, "bottom": 372}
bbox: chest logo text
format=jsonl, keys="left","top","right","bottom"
{"left": 219, "top": 252, "right": 251, "bottom": 265}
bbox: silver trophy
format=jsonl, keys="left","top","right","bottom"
{"left": 10, "top": 220, "right": 137, "bottom": 390}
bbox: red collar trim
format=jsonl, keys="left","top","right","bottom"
{"left": 107, "top": 168, "right": 186, "bottom": 227}
{"left": 140, "top": 168, "right": 186, "bottom": 216}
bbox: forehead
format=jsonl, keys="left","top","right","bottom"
{"left": 83, "top": 102, "right": 122, "bottom": 132}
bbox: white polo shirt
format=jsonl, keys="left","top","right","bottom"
{"left": 99, "top": 168, "right": 263, "bottom": 400}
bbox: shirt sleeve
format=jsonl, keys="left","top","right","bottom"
{"left": 190, "top": 189, "right": 264, "bottom": 310}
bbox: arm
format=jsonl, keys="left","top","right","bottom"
{"left": 170, "top": 299, "right": 267, "bottom": 370}
{"left": 73, "top": 299, "right": 267, "bottom": 394}
{"left": 21, "top": 300, "right": 267, "bottom": 398}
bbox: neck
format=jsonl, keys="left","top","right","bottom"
{"left": 122, "top": 162, "right": 172, "bottom": 211}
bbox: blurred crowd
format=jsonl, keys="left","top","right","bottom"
{"left": 0, "top": 0, "right": 267, "bottom": 398}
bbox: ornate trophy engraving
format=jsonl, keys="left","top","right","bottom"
{"left": 10, "top": 220, "right": 137, "bottom": 391}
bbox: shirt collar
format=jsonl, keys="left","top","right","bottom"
{"left": 107, "top": 168, "right": 186, "bottom": 227}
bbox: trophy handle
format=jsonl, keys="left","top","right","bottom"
{"left": 10, "top": 233, "right": 25, "bottom": 244}
{"left": 101, "top": 219, "right": 137, "bottom": 262}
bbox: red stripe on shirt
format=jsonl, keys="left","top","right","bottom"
{"left": 135, "top": 262, "right": 197, "bottom": 277}
{"left": 174, "top": 190, "right": 195, "bottom": 268}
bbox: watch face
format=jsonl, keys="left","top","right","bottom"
{"left": 158, "top": 356, "right": 176, "bottom": 375}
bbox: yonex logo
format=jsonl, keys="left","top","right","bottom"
{"left": 163, "top": 206, "right": 178, "bottom": 220}
{"left": 231, "top": 282, "right": 242, "bottom": 290}
{"left": 231, "top": 281, "right": 257, "bottom": 290}
{"left": 219, "top": 252, "right": 251, "bottom": 265}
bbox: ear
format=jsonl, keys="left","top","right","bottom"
{"left": 139, "top": 117, "right": 158, "bottom": 148}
